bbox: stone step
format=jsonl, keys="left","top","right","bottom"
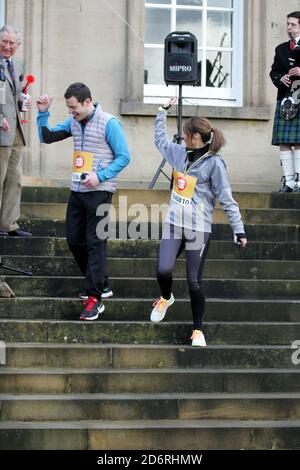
{"left": 1, "top": 369, "right": 300, "bottom": 394}
{"left": 2, "top": 257, "right": 300, "bottom": 279}
{"left": 1, "top": 392, "right": 299, "bottom": 422}
{"left": 14, "top": 219, "right": 300, "bottom": 242}
{"left": 212, "top": 223, "right": 300, "bottom": 242}
{"left": 21, "top": 187, "right": 70, "bottom": 203}
{"left": 0, "top": 298, "right": 299, "bottom": 322}
{"left": 20, "top": 203, "right": 300, "bottom": 225}
{"left": 3, "top": 276, "right": 300, "bottom": 299}
{"left": 0, "top": 418, "right": 299, "bottom": 450}
{"left": 20, "top": 188, "right": 170, "bottom": 206}
{"left": 21, "top": 187, "right": 300, "bottom": 211}
{"left": 3, "top": 256, "right": 300, "bottom": 279}
{"left": 270, "top": 192, "right": 300, "bottom": 209}
{"left": 21, "top": 203, "right": 67, "bottom": 220}
{"left": 212, "top": 208, "right": 300, "bottom": 225}
{"left": 0, "top": 320, "right": 298, "bottom": 345}
{"left": 1, "top": 238, "right": 300, "bottom": 260}
{"left": 2, "top": 343, "right": 296, "bottom": 369}
{"left": 17, "top": 219, "right": 66, "bottom": 237}
{"left": 21, "top": 187, "right": 271, "bottom": 208}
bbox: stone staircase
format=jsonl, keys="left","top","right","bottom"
{"left": 0, "top": 188, "right": 300, "bottom": 450}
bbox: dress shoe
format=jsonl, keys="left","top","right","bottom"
{"left": 279, "top": 184, "right": 293, "bottom": 193}
{"left": 0, "top": 230, "right": 8, "bottom": 236}
{"left": 7, "top": 229, "right": 32, "bottom": 237}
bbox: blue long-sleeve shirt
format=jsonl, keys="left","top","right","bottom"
{"left": 37, "top": 110, "right": 130, "bottom": 182}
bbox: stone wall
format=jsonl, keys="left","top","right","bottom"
{"left": 5, "top": 0, "right": 300, "bottom": 190}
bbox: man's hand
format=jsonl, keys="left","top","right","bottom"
{"left": 280, "top": 74, "right": 292, "bottom": 87}
{"left": 288, "top": 67, "right": 300, "bottom": 77}
{"left": 37, "top": 94, "right": 54, "bottom": 113}
{"left": 1, "top": 117, "right": 10, "bottom": 132}
{"left": 22, "top": 94, "right": 33, "bottom": 112}
{"left": 82, "top": 172, "right": 100, "bottom": 189}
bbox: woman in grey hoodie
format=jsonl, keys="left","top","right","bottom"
{"left": 150, "top": 97, "right": 247, "bottom": 347}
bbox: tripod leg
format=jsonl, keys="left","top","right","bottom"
{"left": 148, "top": 157, "right": 168, "bottom": 189}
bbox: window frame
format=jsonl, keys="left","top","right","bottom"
{"left": 0, "top": 0, "right": 5, "bottom": 27}
{"left": 144, "top": 0, "right": 244, "bottom": 107}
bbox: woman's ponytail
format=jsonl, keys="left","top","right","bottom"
{"left": 183, "top": 117, "right": 226, "bottom": 153}
{"left": 209, "top": 127, "right": 226, "bottom": 154}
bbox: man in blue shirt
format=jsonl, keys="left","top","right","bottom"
{"left": 37, "top": 83, "right": 130, "bottom": 320}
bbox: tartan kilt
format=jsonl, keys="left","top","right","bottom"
{"left": 272, "top": 99, "right": 300, "bottom": 145}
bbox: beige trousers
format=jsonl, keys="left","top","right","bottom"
{"left": 0, "top": 127, "right": 23, "bottom": 232}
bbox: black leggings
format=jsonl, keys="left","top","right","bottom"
{"left": 157, "top": 223, "right": 210, "bottom": 329}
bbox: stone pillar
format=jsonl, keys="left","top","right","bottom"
{"left": 125, "top": 0, "right": 145, "bottom": 102}
{"left": 245, "top": 0, "right": 267, "bottom": 107}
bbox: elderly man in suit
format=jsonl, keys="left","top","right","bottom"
{"left": 270, "top": 11, "right": 300, "bottom": 192}
{"left": 0, "top": 25, "right": 32, "bottom": 237}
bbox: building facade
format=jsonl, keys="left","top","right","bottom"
{"left": 2, "top": 0, "right": 299, "bottom": 190}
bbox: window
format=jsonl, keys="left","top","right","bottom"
{"left": 144, "top": 0, "right": 244, "bottom": 106}
{"left": 0, "top": 0, "right": 5, "bottom": 28}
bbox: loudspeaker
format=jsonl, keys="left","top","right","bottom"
{"left": 164, "top": 31, "right": 198, "bottom": 85}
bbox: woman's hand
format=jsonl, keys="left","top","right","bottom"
{"left": 238, "top": 237, "right": 248, "bottom": 248}
{"left": 234, "top": 235, "right": 248, "bottom": 248}
{"left": 163, "top": 96, "right": 178, "bottom": 109}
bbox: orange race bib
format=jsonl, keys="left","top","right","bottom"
{"left": 171, "top": 171, "right": 197, "bottom": 206}
{"left": 72, "top": 151, "right": 94, "bottom": 182}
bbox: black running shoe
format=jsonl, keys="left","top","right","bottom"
{"left": 293, "top": 184, "right": 300, "bottom": 192}
{"left": 78, "top": 287, "right": 113, "bottom": 300}
{"left": 102, "top": 287, "right": 113, "bottom": 298}
{"left": 279, "top": 184, "right": 293, "bottom": 193}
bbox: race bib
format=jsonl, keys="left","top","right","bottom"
{"left": 171, "top": 171, "right": 197, "bottom": 206}
{"left": 72, "top": 151, "right": 93, "bottom": 182}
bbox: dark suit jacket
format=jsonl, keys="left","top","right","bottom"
{"left": 270, "top": 41, "right": 300, "bottom": 100}
{"left": 0, "top": 55, "right": 26, "bottom": 147}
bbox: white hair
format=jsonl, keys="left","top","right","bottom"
{"left": 0, "top": 25, "right": 21, "bottom": 44}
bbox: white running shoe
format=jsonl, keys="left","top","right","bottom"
{"left": 191, "top": 329, "right": 206, "bottom": 347}
{"left": 150, "top": 294, "right": 175, "bottom": 323}
{"left": 101, "top": 287, "right": 113, "bottom": 298}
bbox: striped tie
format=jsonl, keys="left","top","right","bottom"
{"left": 5, "top": 59, "right": 15, "bottom": 88}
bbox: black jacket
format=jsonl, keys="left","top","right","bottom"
{"left": 270, "top": 41, "right": 300, "bottom": 100}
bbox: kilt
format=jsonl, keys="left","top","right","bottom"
{"left": 272, "top": 99, "right": 300, "bottom": 145}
